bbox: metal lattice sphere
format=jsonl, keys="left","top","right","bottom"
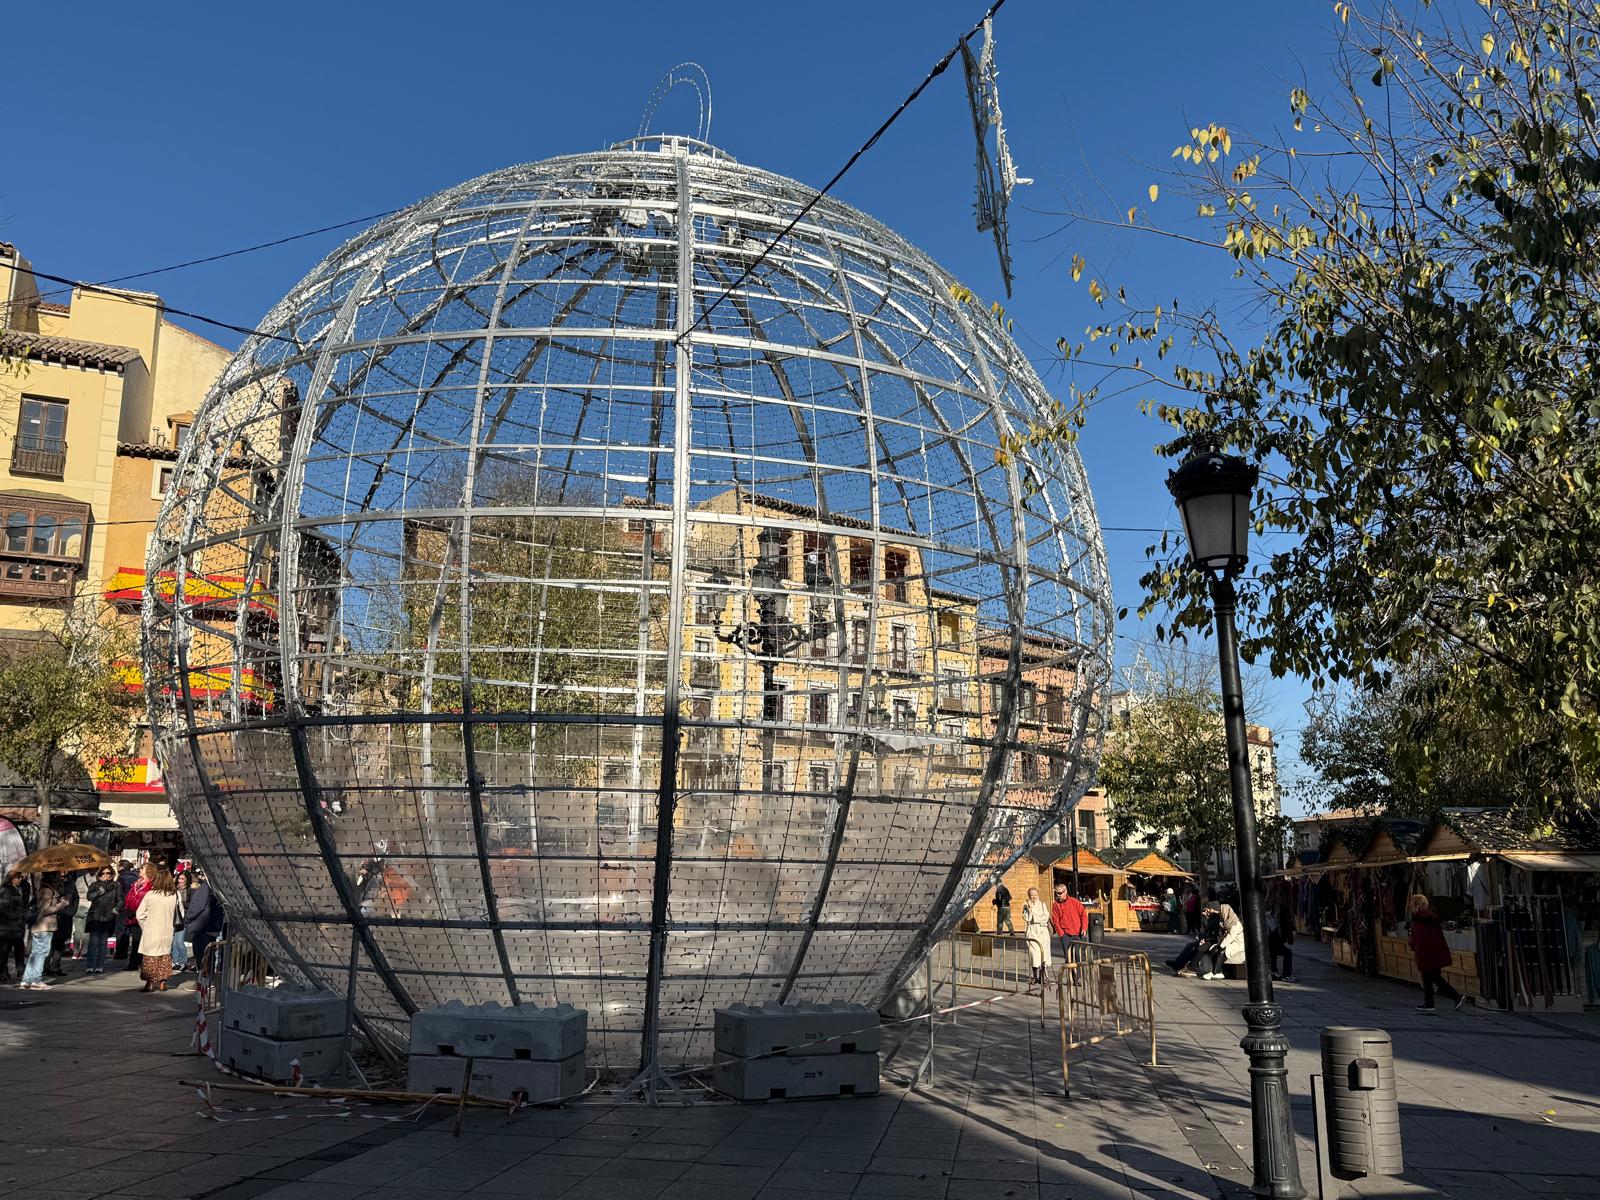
{"left": 144, "top": 136, "right": 1114, "bottom": 1074}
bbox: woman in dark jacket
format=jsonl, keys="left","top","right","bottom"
{"left": 84, "top": 866, "right": 120, "bottom": 973}
{"left": 0, "top": 871, "right": 27, "bottom": 982}
{"left": 1409, "top": 894, "right": 1464, "bottom": 1012}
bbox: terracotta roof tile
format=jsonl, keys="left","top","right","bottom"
{"left": 0, "top": 331, "right": 141, "bottom": 373}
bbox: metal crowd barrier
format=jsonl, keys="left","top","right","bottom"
{"left": 197, "top": 933, "right": 273, "bottom": 1016}
{"left": 945, "top": 930, "right": 1037, "bottom": 994}
{"left": 1052, "top": 950, "right": 1156, "bottom": 1097}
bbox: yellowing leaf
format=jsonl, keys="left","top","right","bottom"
{"left": 1148, "top": 183, "right": 1160, "bottom": 202}
{"left": 1127, "top": 206, "right": 1138, "bottom": 223}
{"left": 1482, "top": 32, "right": 1495, "bottom": 55}
{"left": 1070, "top": 254, "right": 1085, "bottom": 282}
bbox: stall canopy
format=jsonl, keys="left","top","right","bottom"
{"left": 1100, "top": 847, "right": 1192, "bottom": 877}
{"left": 1499, "top": 852, "right": 1600, "bottom": 872}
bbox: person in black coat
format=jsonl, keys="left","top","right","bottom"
{"left": 184, "top": 867, "right": 225, "bottom": 976}
{"left": 84, "top": 866, "right": 120, "bottom": 973}
{"left": 0, "top": 871, "right": 28, "bottom": 982}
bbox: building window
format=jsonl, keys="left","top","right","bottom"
{"left": 762, "top": 762, "right": 786, "bottom": 793}
{"left": 802, "top": 532, "right": 832, "bottom": 586}
{"left": 808, "top": 765, "right": 831, "bottom": 794}
{"left": 937, "top": 669, "right": 964, "bottom": 708}
{"left": 890, "top": 624, "right": 909, "bottom": 671}
{"left": 850, "top": 619, "right": 867, "bottom": 663}
{"left": 883, "top": 549, "right": 909, "bottom": 602}
{"left": 695, "top": 589, "right": 721, "bottom": 625}
{"left": 1078, "top": 808, "right": 1097, "bottom": 850}
{"left": 1045, "top": 686, "right": 1065, "bottom": 726}
{"left": 938, "top": 611, "right": 961, "bottom": 648}
{"left": 809, "top": 604, "right": 830, "bottom": 658}
{"left": 808, "top": 690, "right": 831, "bottom": 726}
{"left": 893, "top": 768, "right": 918, "bottom": 795}
{"left": 846, "top": 690, "right": 862, "bottom": 721}
{"left": 758, "top": 527, "right": 790, "bottom": 581}
{"left": 1019, "top": 682, "right": 1038, "bottom": 721}
{"left": 153, "top": 465, "right": 175, "bottom": 499}
{"left": 0, "top": 495, "right": 90, "bottom": 599}
{"left": 892, "top": 698, "right": 915, "bottom": 730}
{"left": 762, "top": 683, "right": 787, "bottom": 723}
{"left": 173, "top": 422, "right": 191, "bottom": 449}
{"left": 849, "top": 540, "right": 872, "bottom": 592}
{"left": 1022, "top": 753, "right": 1039, "bottom": 782}
{"left": 13, "top": 397, "right": 67, "bottom": 478}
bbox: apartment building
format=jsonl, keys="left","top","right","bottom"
{"left": 0, "top": 242, "right": 230, "bottom": 838}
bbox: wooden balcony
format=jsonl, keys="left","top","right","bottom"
{"left": 11, "top": 435, "right": 66, "bottom": 478}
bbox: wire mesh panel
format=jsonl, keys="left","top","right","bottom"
{"left": 143, "top": 136, "right": 1115, "bottom": 1074}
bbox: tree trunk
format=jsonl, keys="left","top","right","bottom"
{"left": 34, "top": 777, "right": 51, "bottom": 854}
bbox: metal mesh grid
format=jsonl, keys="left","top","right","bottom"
{"left": 142, "top": 136, "right": 1114, "bottom": 1073}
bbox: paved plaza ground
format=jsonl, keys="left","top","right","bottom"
{"left": 3, "top": 932, "right": 1598, "bottom": 1199}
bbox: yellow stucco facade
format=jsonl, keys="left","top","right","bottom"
{"left": 0, "top": 242, "right": 230, "bottom": 835}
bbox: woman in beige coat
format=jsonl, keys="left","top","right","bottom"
{"left": 1022, "top": 887, "right": 1053, "bottom": 994}
{"left": 135, "top": 865, "right": 179, "bottom": 992}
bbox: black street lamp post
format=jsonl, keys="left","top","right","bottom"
{"left": 1167, "top": 444, "right": 1306, "bottom": 1200}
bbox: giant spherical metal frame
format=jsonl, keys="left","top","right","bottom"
{"left": 143, "top": 137, "right": 1114, "bottom": 1073}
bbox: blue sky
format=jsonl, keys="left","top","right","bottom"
{"left": 1, "top": 0, "right": 1338, "bottom": 810}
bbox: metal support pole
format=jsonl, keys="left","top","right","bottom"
{"left": 1069, "top": 811, "right": 1082, "bottom": 900}
{"left": 1212, "top": 575, "right": 1305, "bottom": 1199}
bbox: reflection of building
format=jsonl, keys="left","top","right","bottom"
{"left": 0, "top": 242, "right": 230, "bottom": 838}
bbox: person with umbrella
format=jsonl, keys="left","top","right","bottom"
{"left": 21, "top": 873, "right": 67, "bottom": 990}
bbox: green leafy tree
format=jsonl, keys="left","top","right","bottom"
{"left": 1099, "top": 654, "right": 1286, "bottom": 896}
{"left": 1300, "top": 655, "right": 1587, "bottom": 818}
{"left": 0, "top": 599, "right": 141, "bottom": 847}
{"left": 1035, "top": 0, "right": 1600, "bottom": 816}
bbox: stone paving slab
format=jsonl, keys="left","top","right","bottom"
{"left": 4, "top": 934, "right": 1599, "bottom": 1198}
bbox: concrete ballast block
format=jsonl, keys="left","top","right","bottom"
{"left": 712, "top": 1049, "right": 879, "bottom": 1101}
{"left": 218, "top": 1027, "right": 343, "bottom": 1084}
{"left": 409, "top": 1000, "right": 587, "bottom": 1061}
{"left": 407, "top": 1052, "right": 584, "bottom": 1104}
{"left": 714, "top": 1002, "right": 881, "bottom": 1057}
{"left": 223, "top": 985, "right": 346, "bottom": 1040}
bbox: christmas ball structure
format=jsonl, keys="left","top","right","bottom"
{"left": 143, "top": 136, "right": 1114, "bottom": 1072}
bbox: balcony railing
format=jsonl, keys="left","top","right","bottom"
{"left": 11, "top": 434, "right": 67, "bottom": 478}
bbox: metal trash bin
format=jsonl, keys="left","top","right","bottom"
{"left": 1320, "top": 1027, "right": 1402, "bottom": 1179}
{"left": 1087, "top": 911, "right": 1105, "bottom": 944}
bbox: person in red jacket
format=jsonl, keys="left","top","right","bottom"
{"left": 1050, "top": 882, "right": 1088, "bottom": 962}
{"left": 1408, "top": 894, "right": 1464, "bottom": 1012}
{"left": 122, "top": 867, "right": 151, "bottom": 974}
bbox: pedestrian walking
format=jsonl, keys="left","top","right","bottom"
{"left": 1408, "top": 894, "right": 1465, "bottom": 1012}
{"left": 1163, "top": 887, "right": 1181, "bottom": 933}
{"left": 170, "top": 870, "right": 191, "bottom": 971}
{"left": 84, "top": 866, "right": 119, "bottom": 973}
{"left": 184, "top": 866, "right": 224, "bottom": 982}
{"left": 1049, "top": 882, "right": 1087, "bottom": 963}
{"left": 21, "top": 873, "right": 67, "bottom": 990}
{"left": 1021, "top": 886, "right": 1052, "bottom": 993}
{"left": 1267, "top": 891, "right": 1295, "bottom": 983}
{"left": 122, "top": 863, "right": 151, "bottom": 973}
{"left": 993, "top": 881, "right": 1015, "bottom": 934}
{"left": 135, "top": 865, "right": 179, "bottom": 993}
{"left": 0, "top": 870, "right": 28, "bottom": 982}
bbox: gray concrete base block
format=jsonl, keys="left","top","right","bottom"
{"left": 407, "top": 1052, "right": 585, "bottom": 1104}
{"left": 712, "top": 1050, "right": 880, "bottom": 1101}
{"left": 218, "top": 1026, "right": 344, "bottom": 1083}
{"left": 713, "top": 1002, "right": 882, "bottom": 1058}
{"left": 409, "top": 1000, "right": 587, "bottom": 1061}
{"left": 222, "top": 986, "right": 347, "bottom": 1040}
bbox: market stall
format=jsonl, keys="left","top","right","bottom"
{"left": 1101, "top": 848, "right": 1193, "bottom": 932}
{"left": 1280, "top": 808, "right": 1600, "bottom": 1012}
